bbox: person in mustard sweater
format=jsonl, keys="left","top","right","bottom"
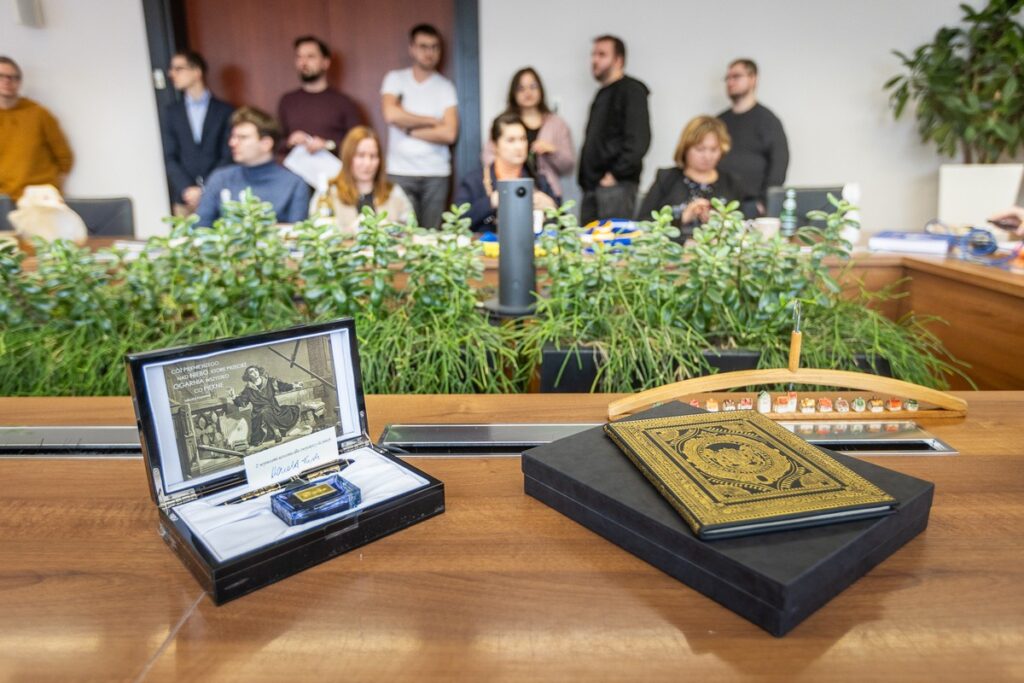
{"left": 0, "top": 56, "right": 73, "bottom": 200}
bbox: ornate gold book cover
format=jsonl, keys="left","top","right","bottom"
{"left": 604, "top": 411, "right": 896, "bottom": 539}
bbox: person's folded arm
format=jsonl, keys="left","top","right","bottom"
{"left": 409, "top": 106, "right": 459, "bottom": 145}
{"left": 540, "top": 116, "right": 575, "bottom": 176}
{"left": 381, "top": 94, "right": 442, "bottom": 130}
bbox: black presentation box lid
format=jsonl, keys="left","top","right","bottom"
{"left": 125, "top": 318, "right": 445, "bottom": 604}
{"left": 127, "top": 318, "right": 372, "bottom": 506}
{"left": 521, "top": 402, "right": 934, "bottom": 636}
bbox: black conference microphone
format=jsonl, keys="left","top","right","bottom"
{"left": 484, "top": 178, "right": 536, "bottom": 317}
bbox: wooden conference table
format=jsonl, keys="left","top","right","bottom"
{"left": 2, "top": 393, "right": 1023, "bottom": 682}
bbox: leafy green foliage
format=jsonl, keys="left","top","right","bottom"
{"left": 885, "top": 0, "right": 1024, "bottom": 162}
{"left": 678, "top": 197, "right": 854, "bottom": 348}
{"left": 524, "top": 203, "right": 709, "bottom": 391}
{"left": 359, "top": 204, "right": 526, "bottom": 394}
{"left": 0, "top": 191, "right": 966, "bottom": 396}
{"left": 296, "top": 205, "right": 402, "bottom": 321}
{"left": 680, "top": 197, "right": 966, "bottom": 389}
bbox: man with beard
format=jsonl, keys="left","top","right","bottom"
{"left": 716, "top": 58, "right": 788, "bottom": 216}
{"left": 277, "top": 36, "right": 362, "bottom": 159}
{"left": 230, "top": 366, "right": 303, "bottom": 447}
{"left": 577, "top": 35, "right": 650, "bottom": 225}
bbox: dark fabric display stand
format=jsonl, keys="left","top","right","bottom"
{"left": 521, "top": 402, "right": 934, "bottom": 636}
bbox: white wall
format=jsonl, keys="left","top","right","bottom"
{"left": 1, "top": 0, "right": 167, "bottom": 237}
{"left": 479, "top": 0, "right": 972, "bottom": 234}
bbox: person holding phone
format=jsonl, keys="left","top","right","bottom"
{"left": 988, "top": 207, "right": 1024, "bottom": 237}
{"left": 637, "top": 115, "right": 745, "bottom": 241}
{"left": 454, "top": 112, "right": 558, "bottom": 232}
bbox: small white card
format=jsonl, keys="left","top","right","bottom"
{"left": 243, "top": 427, "right": 339, "bottom": 489}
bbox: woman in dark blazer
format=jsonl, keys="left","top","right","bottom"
{"left": 455, "top": 111, "right": 558, "bottom": 232}
{"left": 637, "top": 115, "right": 747, "bottom": 239}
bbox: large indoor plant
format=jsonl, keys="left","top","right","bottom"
{"left": 884, "top": 0, "right": 1024, "bottom": 162}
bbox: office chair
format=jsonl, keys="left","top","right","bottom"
{"left": 64, "top": 196, "right": 135, "bottom": 237}
{"left": 0, "top": 194, "right": 13, "bottom": 232}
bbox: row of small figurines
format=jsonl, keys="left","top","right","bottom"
{"left": 689, "top": 392, "right": 920, "bottom": 414}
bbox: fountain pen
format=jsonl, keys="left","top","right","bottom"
{"left": 219, "top": 459, "right": 355, "bottom": 505}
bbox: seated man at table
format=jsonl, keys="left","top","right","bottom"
{"left": 195, "top": 106, "right": 310, "bottom": 226}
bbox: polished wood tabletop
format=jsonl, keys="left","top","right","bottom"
{"left": 2, "top": 393, "right": 1023, "bottom": 682}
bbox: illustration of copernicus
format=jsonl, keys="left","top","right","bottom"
{"left": 230, "top": 365, "right": 302, "bottom": 446}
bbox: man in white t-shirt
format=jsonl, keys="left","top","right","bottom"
{"left": 380, "top": 23, "right": 459, "bottom": 229}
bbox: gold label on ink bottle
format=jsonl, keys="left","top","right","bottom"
{"left": 295, "top": 483, "right": 335, "bottom": 502}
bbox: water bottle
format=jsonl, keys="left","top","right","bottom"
{"left": 780, "top": 188, "right": 797, "bottom": 238}
{"left": 312, "top": 174, "right": 335, "bottom": 228}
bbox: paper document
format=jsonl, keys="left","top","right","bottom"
{"left": 284, "top": 146, "right": 343, "bottom": 188}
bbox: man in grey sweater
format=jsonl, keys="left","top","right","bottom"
{"left": 717, "top": 58, "right": 789, "bottom": 216}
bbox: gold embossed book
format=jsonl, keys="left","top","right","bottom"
{"left": 604, "top": 411, "right": 896, "bottom": 540}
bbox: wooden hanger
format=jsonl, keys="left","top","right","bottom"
{"left": 607, "top": 306, "right": 967, "bottom": 420}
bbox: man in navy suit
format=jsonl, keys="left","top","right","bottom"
{"left": 162, "top": 51, "right": 233, "bottom": 215}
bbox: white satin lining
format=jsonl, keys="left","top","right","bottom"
{"left": 173, "top": 447, "right": 428, "bottom": 562}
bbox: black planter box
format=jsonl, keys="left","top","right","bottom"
{"left": 538, "top": 346, "right": 764, "bottom": 393}
{"left": 521, "top": 402, "right": 933, "bottom": 636}
{"left": 538, "top": 345, "right": 603, "bottom": 392}
{"left": 538, "top": 345, "right": 891, "bottom": 393}
{"left": 127, "top": 319, "right": 445, "bottom": 604}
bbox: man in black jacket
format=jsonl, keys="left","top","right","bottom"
{"left": 162, "top": 51, "right": 234, "bottom": 215}
{"left": 578, "top": 35, "right": 651, "bottom": 225}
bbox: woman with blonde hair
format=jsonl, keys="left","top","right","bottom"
{"left": 310, "top": 125, "right": 413, "bottom": 231}
{"left": 637, "top": 115, "right": 747, "bottom": 238}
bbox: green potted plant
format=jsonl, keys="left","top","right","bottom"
{"left": 358, "top": 205, "right": 526, "bottom": 394}
{"left": 523, "top": 204, "right": 709, "bottom": 392}
{"left": 523, "top": 195, "right": 966, "bottom": 393}
{"left": 683, "top": 197, "right": 969, "bottom": 389}
{"left": 0, "top": 191, "right": 308, "bottom": 396}
{"left": 884, "top": 0, "right": 1024, "bottom": 163}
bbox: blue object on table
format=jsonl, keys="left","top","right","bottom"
{"left": 271, "top": 474, "right": 362, "bottom": 526}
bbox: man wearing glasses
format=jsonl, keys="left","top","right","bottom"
{"left": 162, "top": 51, "right": 234, "bottom": 216}
{"left": 0, "top": 56, "right": 73, "bottom": 201}
{"left": 717, "top": 58, "right": 789, "bottom": 216}
{"left": 380, "top": 24, "right": 459, "bottom": 229}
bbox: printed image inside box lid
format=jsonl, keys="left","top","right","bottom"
{"left": 126, "top": 319, "right": 367, "bottom": 504}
